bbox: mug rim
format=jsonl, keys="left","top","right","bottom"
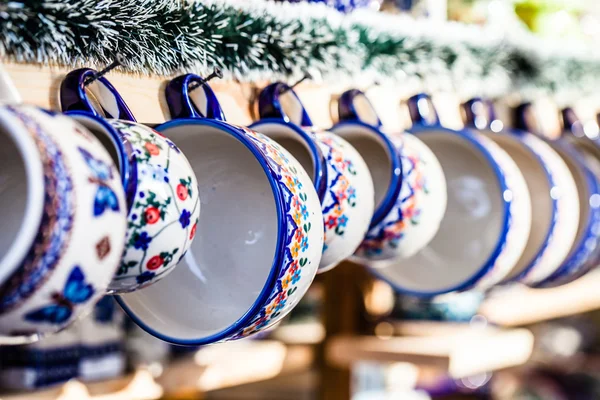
{"left": 116, "top": 118, "right": 289, "bottom": 345}
{"left": 249, "top": 118, "right": 328, "bottom": 202}
{"left": 0, "top": 106, "right": 47, "bottom": 288}
{"left": 367, "top": 125, "right": 511, "bottom": 297}
{"left": 330, "top": 120, "right": 403, "bottom": 228}
{"left": 535, "top": 138, "right": 600, "bottom": 287}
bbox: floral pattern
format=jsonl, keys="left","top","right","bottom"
{"left": 229, "top": 126, "right": 322, "bottom": 339}
{"left": 318, "top": 135, "right": 357, "bottom": 251}
{"left": 0, "top": 107, "right": 75, "bottom": 313}
{"left": 106, "top": 121, "right": 200, "bottom": 292}
{"left": 356, "top": 138, "right": 428, "bottom": 259}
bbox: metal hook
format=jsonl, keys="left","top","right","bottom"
{"left": 84, "top": 54, "right": 125, "bottom": 87}
{"left": 279, "top": 73, "right": 312, "bottom": 94}
{"left": 188, "top": 67, "right": 224, "bottom": 92}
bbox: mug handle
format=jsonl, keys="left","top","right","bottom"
{"left": 0, "top": 64, "right": 21, "bottom": 105}
{"left": 60, "top": 68, "right": 137, "bottom": 122}
{"left": 513, "top": 102, "right": 537, "bottom": 134}
{"left": 561, "top": 107, "right": 584, "bottom": 137}
{"left": 165, "top": 74, "right": 226, "bottom": 121}
{"left": 461, "top": 98, "right": 498, "bottom": 130}
{"left": 405, "top": 93, "right": 440, "bottom": 127}
{"left": 258, "top": 82, "right": 313, "bottom": 127}
{"left": 337, "top": 89, "right": 383, "bottom": 128}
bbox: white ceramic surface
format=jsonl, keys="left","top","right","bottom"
{"left": 368, "top": 128, "right": 531, "bottom": 295}
{"left": 118, "top": 121, "right": 324, "bottom": 344}
{"left": 0, "top": 106, "right": 127, "bottom": 340}
{"left": 67, "top": 115, "right": 201, "bottom": 293}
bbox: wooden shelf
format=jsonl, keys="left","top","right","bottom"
{"left": 326, "top": 328, "right": 534, "bottom": 378}
{"left": 480, "top": 269, "right": 600, "bottom": 327}
{"left": 0, "top": 341, "right": 314, "bottom": 400}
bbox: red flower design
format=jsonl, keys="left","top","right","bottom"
{"left": 177, "top": 183, "right": 188, "bottom": 201}
{"left": 325, "top": 215, "right": 338, "bottom": 229}
{"left": 289, "top": 260, "right": 299, "bottom": 274}
{"left": 145, "top": 207, "right": 160, "bottom": 224}
{"left": 145, "top": 142, "right": 160, "bottom": 156}
{"left": 276, "top": 292, "right": 286, "bottom": 303}
{"left": 146, "top": 255, "right": 164, "bottom": 270}
{"left": 190, "top": 222, "right": 197, "bottom": 240}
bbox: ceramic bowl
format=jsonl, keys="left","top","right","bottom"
{"left": 0, "top": 105, "right": 127, "bottom": 341}
{"left": 250, "top": 81, "right": 374, "bottom": 272}
{"left": 367, "top": 94, "right": 532, "bottom": 296}
{"left": 116, "top": 76, "right": 324, "bottom": 345}
{"left": 60, "top": 69, "right": 201, "bottom": 293}
{"left": 514, "top": 104, "right": 600, "bottom": 287}
{"left": 462, "top": 99, "right": 581, "bottom": 286}
{"left": 332, "top": 89, "right": 447, "bottom": 260}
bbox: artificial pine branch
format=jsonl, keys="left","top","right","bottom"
{"left": 1, "top": 0, "right": 600, "bottom": 102}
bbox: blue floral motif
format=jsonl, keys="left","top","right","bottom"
{"left": 179, "top": 209, "right": 191, "bottom": 228}
{"left": 132, "top": 231, "right": 152, "bottom": 250}
{"left": 136, "top": 271, "right": 156, "bottom": 284}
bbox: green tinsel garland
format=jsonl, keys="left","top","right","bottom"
{"left": 1, "top": 0, "right": 600, "bottom": 102}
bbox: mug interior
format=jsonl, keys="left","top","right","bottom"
{"left": 250, "top": 123, "right": 315, "bottom": 182}
{"left": 331, "top": 124, "right": 393, "bottom": 212}
{"left": 486, "top": 132, "right": 552, "bottom": 280}
{"left": 0, "top": 109, "right": 44, "bottom": 285}
{"left": 119, "top": 123, "right": 279, "bottom": 341}
{"left": 372, "top": 130, "right": 504, "bottom": 293}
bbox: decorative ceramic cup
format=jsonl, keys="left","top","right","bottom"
{"left": 251, "top": 81, "right": 375, "bottom": 272}
{"left": 366, "top": 94, "right": 532, "bottom": 296}
{"left": 462, "top": 99, "right": 582, "bottom": 286}
{"left": 0, "top": 105, "right": 127, "bottom": 341}
{"left": 513, "top": 103, "right": 600, "bottom": 287}
{"left": 332, "top": 89, "right": 447, "bottom": 260}
{"left": 60, "top": 69, "right": 201, "bottom": 293}
{"left": 116, "top": 73, "right": 324, "bottom": 345}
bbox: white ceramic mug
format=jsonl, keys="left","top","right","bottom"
{"left": 60, "top": 69, "right": 201, "bottom": 293}
{"left": 0, "top": 105, "right": 127, "bottom": 341}
{"left": 114, "top": 74, "right": 324, "bottom": 345}
{"left": 367, "top": 94, "right": 532, "bottom": 296}
{"left": 332, "top": 89, "right": 447, "bottom": 261}
{"left": 251, "top": 82, "right": 375, "bottom": 272}
{"left": 462, "top": 99, "right": 581, "bottom": 287}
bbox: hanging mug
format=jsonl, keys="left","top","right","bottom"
{"left": 363, "top": 94, "right": 532, "bottom": 296}
{"left": 115, "top": 73, "right": 324, "bottom": 345}
{"left": 251, "top": 81, "right": 375, "bottom": 272}
{"left": 332, "top": 89, "right": 447, "bottom": 261}
{"left": 60, "top": 69, "right": 201, "bottom": 293}
{"left": 513, "top": 103, "right": 600, "bottom": 287}
{"left": 462, "top": 99, "right": 581, "bottom": 287}
{"left": 0, "top": 71, "right": 127, "bottom": 340}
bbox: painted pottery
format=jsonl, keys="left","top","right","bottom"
{"left": 60, "top": 69, "right": 201, "bottom": 293}
{"left": 332, "top": 89, "right": 447, "bottom": 260}
{"left": 115, "top": 73, "right": 324, "bottom": 345}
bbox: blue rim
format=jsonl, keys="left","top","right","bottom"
{"left": 115, "top": 118, "right": 287, "bottom": 345}
{"left": 330, "top": 120, "right": 403, "bottom": 228}
{"left": 367, "top": 125, "right": 511, "bottom": 298}
{"left": 499, "top": 128, "right": 559, "bottom": 284}
{"left": 63, "top": 111, "right": 137, "bottom": 213}
{"left": 535, "top": 138, "right": 600, "bottom": 287}
{"left": 250, "top": 118, "right": 328, "bottom": 203}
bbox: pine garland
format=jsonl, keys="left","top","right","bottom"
{"left": 1, "top": 0, "right": 600, "bottom": 102}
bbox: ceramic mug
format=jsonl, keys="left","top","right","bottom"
{"left": 514, "top": 103, "right": 600, "bottom": 287}
{"left": 462, "top": 99, "right": 581, "bottom": 286}
{"left": 332, "top": 89, "right": 447, "bottom": 260}
{"left": 0, "top": 105, "right": 127, "bottom": 341}
{"left": 251, "top": 81, "right": 375, "bottom": 272}
{"left": 366, "top": 94, "right": 532, "bottom": 296}
{"left": 60, "top": 69, "right": 201, "bottom": 293}
{"left": 114, "top": 73, "right": 324, "bottom": 345}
